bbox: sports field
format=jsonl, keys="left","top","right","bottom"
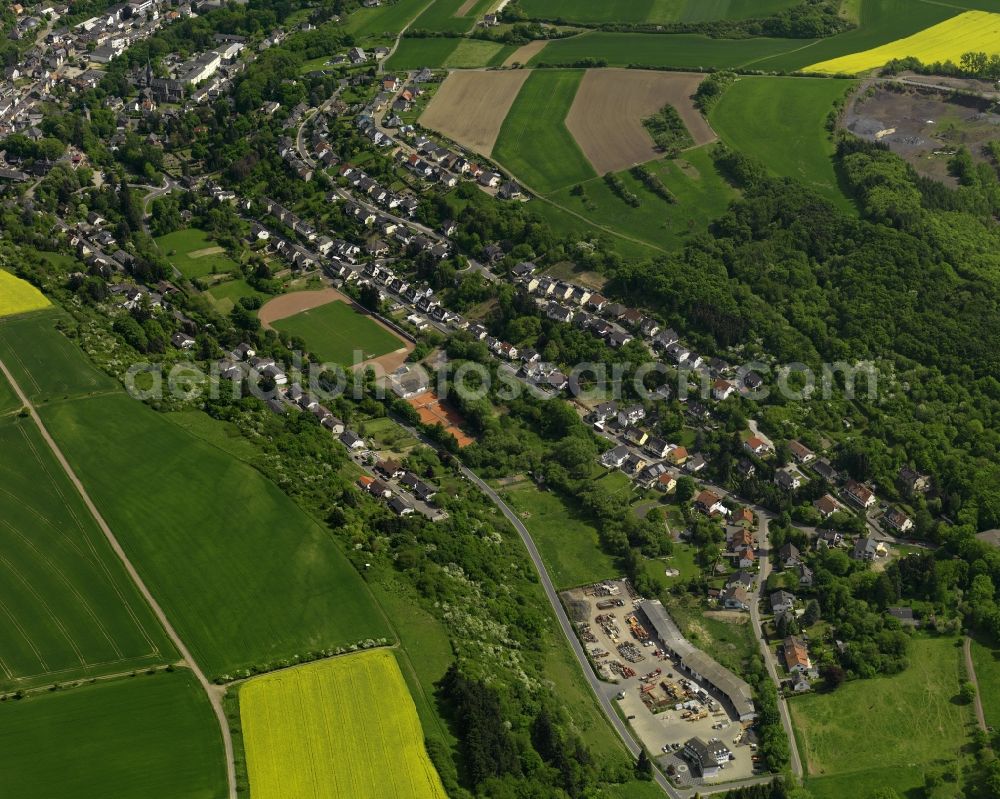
{"left": 0, "top": 415, "right": 172, "bottom": 689}
{"left": 806, "top": 10, "right": 1000, "bottom": 73}
{"left": 40, "top": 391, "right": 391, "bottom": 679}
{"left": 241, "top": 649, "right": 447, "bottom": 799}
{"left": 519, "top": 0, "right": 799, "bottom": 24}
{"left": 710, "top": 76, "right": 854, "bottom": 207}
{"left": 155, "top": 228, "right": 239, "bottom": 280}
{"left": 492, "top": 70, "right": 597, "bottom": 194}
{"left": 0, "top": 671, "right": 226, "bottom": 799}
{"left": 270, "top": 300, "right": 404, "bottom": 366}
{"left": 0, "top": 270, "right": 49, "bottom": 318}
{"left": 0, "top": 312, "right": 116, "bottom": 403}
{"left": 791, "top": 636, "right": 972, "bottom": 799}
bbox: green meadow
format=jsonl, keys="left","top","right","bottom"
{"left": 155, "top": 228, "right": 239, "bottom": 280}
{"left": 0, "top": 415, "right": 173, "bottom": 690}
{"left": 271, "top": 300, "right": 404, "bottom": 365}
{"left": 791, "top": 636, "right": 973, "bottom": 799}
{"left": 0, "top": 671, "right": 226, "bottom": 799}
{"left": 492, "top": 70, "right": 596, "bottom": 195}
{"left": 710, "top": 76, "right": 855, "bottom": 208}
{"left": 519, "top": 0, "right": 799, "bottom": 24}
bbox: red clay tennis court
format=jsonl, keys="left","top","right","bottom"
{"left": 405, "top": 390, "right": 475, "bottom": 448}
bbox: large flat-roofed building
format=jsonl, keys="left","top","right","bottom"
{"left": 638, "top": 600, "right": 756, "bottom": 721}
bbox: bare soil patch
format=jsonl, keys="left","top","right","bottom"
{"left": 419, "top": 69, "right": 532, "bottom": 156}
{"left": 565, "top": 69, "right": 716, "bottom": 174}
{"left": 843, "top": 81, "right": 1000, "bottom": 186}
{"left": 188, "top": 246, "right": 226, "bottom": 259}
{"left": 503, "top": 39, "right": 548, "bottom": 67}
{"left": 455, "top": 0, "right": 478, "bottom": 15}
{"left": 259, "top": 287, "right": 414, "bottom": 373}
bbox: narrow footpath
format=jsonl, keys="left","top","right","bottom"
{"left": 0, "top": 357, "right": 238, "bottom": 799}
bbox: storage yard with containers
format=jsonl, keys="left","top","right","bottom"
{"left": 562, "top": 580, "right": 762, "bottom": 786}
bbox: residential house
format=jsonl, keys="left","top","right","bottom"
{"left": 788, "top": 440, "right": 815, "bottom": 464}
{"left": 778, "top": 543, "right": 801, "bottom": 569}
{"left": 770, "top": 590, "right": 795, "bottom": 615}
{"left": 813, "top": 494, "right": 840, "bottom": 519}
{"left": 743, "top": 436, "right": 772, "bottom": 457}
{"left": 852, "top": 537, "right": 888, "bottom": 562}
{"left": 843, "top": 479, "right": 876, "bottom": 510}
{"left": 600, "top": 444, "right": 630, "bottom": 469}
{"left": 694, "top": 489, "right": 727, "bottom": 517}
{"left": 683, "top": 737, "right": 732, "bottom": 778}
{"left": 775, "top": 465, "right": 804, "bottom": 491}
{"left": 617, "top": 405, "right": 645, "bottom": 428}
{"left": 883, "top": 507, "right": 913, "bottom": 534}
{"left": 898, "top": 465, "right": 930, "bottom": 494}
{"left": 783, "top": 636, "right": 811, "bottom": 674}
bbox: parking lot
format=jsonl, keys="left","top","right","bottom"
{"left": 562, "top": 580, "right": 760, "bottom": 786}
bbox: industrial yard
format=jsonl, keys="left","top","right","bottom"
{"left": 563, "top": 580, "right": 761, "bottom": 786}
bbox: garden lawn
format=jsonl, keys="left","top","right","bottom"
{"left": 501, "top": 481, "right": 618, "bottom": 589}
{"left": 0, "top": 270, "right": 50, "bottom": 318}
{"left": 0, "top": 311, "right": 116, "bottom": 403}
{"left": 41, "top": 392, "right": 391, "bottom": 679}
{"left": 791, "top": 636, "right": 973, "bottom": 799}
{"left": 271, "top": 300, "right": 403, "bottom": 366}
{"left": 240, "top": 649, "right": 447, "bottom": 799}
{"left": 204, "top": 278, "right": 269, "bottom": 314}
{"left": 547, "top": 145, "right": 737, "bottom": 252}
{"left": 0, "top": 671, "right": 226, "bottom": 799}
{"left": 710, "top": 76, "right": 854, "bottom": 208}
{"left": 155, "top": 228, "right": 239, "bottom": 280}
{"left": 0, "top": 415, "right": 173, "bottom": 690}
{"left": 492, "top": 70, "right": 597, "bottom": 194}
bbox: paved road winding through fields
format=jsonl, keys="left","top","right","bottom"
{"left": 0, "top": 357, "right": 238, "bottom": 799}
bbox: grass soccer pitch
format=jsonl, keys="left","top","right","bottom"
{"left": 0, "top": 270, "right": 49, "bottom": 318}
{"left": 806, "top": 10, "right": 1000, "bottom": 73}
{"left": 0, "top": 671, "right": 226, "bottom": 799}
{"left": 270, "top": 300, "right": 404, "bottom": 365}
{"left": 240, "top": 649, "right": 447, "bottom": 799}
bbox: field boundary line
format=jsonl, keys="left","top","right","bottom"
{"left": 0, "top": 356, "right": 237, "bottom": 799}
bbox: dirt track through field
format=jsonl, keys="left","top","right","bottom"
{"left": 565, "top": 69, "right": 717, "bottom": 174}
{"left": 454, "top": 0, "right": 477, "bottom": 15}
{"left": 419, "top": 69, "right": 532, "bottom": 156}
{"left": 259, "top": 287, "right": 415, "bottom": 374}
{"left": 502, "top": 39, "right": 547, "bottom": 66}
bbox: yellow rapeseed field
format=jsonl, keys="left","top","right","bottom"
{"left": 807, "top": 11, "right": 1000, "bottom": 74}
{"left": 0, "top": 270, "right": 50, "bottom": 318}
{"left": 240, "top": 649, "right": 447, "bottom": 799}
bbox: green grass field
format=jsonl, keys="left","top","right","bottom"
{"left": 0, "top": 368, "right": 19, "bottom": 415}
{"left": 444, "top": 37, "right": 516, "bottom": 67}
{"left": 0, "top": 312, "right": 116, "bottom": 403}
{"left": 492, "top": 70, "right": 596, "bottom": 195}
{"left": 240, "top": 650, "right": 447, "bottom": 799}
{"left": 791, "top": 636, "right": 973, "bottom": 799}
{"left": 271, "top": 300, "right": 404, "bottom": 366}
{"left": 529, "top": 30, "right": 812, "bottom": 69}
{"left": 384, "top": 36, "right": 514, "bottom": 69}
{"left": 410, "top": 0, "right": 491, "bottom": 33}
{"left": 519, "top": 0, "right": 799, "bottom": 24}
{"left": 155, "top": 228, "right": 239, "bottom": 280}
{"left": 547, "top": 146, "right": 737, "bottom": 252}
{"left": 710, "top": 76, "right": 854, "bottom": 208}
{"left": 0, "top": 415, "right": 172, "bottom": 690}
{"left": 971, "top": 638, "right": 1000, "bottom": 730}
{"left": 0, "top": 671, "right": 226, "bottom": 799}
{"left": 40, "top": 391, "right": 391, "bottom": 679}
{"left": 501, "top": 481, "right": 619, "bottom": 589}
{"left": 345, "top": 0, "right": 429, "bottom": 40}
{"left": 204, "top": 278, "right": 268, "bottom": 315}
